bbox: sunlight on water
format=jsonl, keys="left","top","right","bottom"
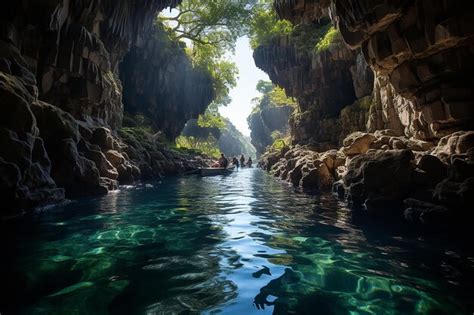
{"left": 1, "top": 169, "right": 473, "bottom": 314}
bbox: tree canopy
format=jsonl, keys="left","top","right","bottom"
{"left": 160, "top": 0, "right": 256, "bottom": 49}
{"left": 248, "top": 2, "right": 293, "bottom": 49}
{"left": 160, "top": 0, "right": 259, "bottom": 108}
{"left": 252, "top": 80, "right": 297, "bottom": 113}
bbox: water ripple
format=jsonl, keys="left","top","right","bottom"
{"left": 0, "top": 169, "right": 473, "bottom": 314}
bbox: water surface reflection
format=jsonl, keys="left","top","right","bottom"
{"left": 0, "top": 169, "right": 473, "bottom": 314}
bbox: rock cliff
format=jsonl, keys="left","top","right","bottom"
{"left": 255, "top": 0, "right": 474, "bottom": 225}
{"left": 217, "top": 119, "right": 257, "bottom": 159}
{"left": 274, "top": 0, "right": 474, "bottom": 140}
{"left": 253, "top": 22, "right": 373, "bottom": 148}
{"left": 0, "top": 0, "right": 216, "bottom": 215}
{"left": 120, "top": 24, "right": 214, "bottom": 140}
{"left": 248, "top": 105, "right": 294, "bottom": 156}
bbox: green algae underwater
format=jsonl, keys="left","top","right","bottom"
{"left": 1, "top": 168, "right": 473, "bottom": 314}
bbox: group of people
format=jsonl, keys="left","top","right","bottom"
{"left": 215, "top": 154, "right": 252, "bottom": 169}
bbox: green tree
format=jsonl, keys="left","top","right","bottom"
{"left": 197, "top": 105, "right": 226, "bottom": 129}
{"left": 248, "top": 2, "right": 293, "bottom": 49}
{"left": 160, "top": 0, "right": 258, "bottom": 107}
{"left": 160, "top": 0, "right": 256, "bottom": 49}
{"left": 252, "top": 80, "right": 297, "bottom": 113}
{"left": 256, "top": 80, "right": 273, "bottom": 94}
{"left": 268, "top": 86, "right": 297, "bottom": 107}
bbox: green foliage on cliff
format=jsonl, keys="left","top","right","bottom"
{"left": 218, "top": 117, "right": 256, "bottom": 158}
{"left": 271, "top": 136, "right": 290, "bottom": 150}
{"left": 248, "top": 4, "right": 294, "bottom": 49}
{"left": 256, "top": 80, "right": 273, "bottom": 94}
{"left": 176, "top": 135, "right": 221, "bottom": 158}
{"left": 247, "top": 3, "right": 340, "bottom": 56}
{"left": 197, "top": 105, "right": 226, "bottom": 129}
{"left": 179, "top": 114, "right": 256, "bottom": 159}
{"left": 269, "top": 86, "right": 297, "bottom": 107}
{"left": 314, "top": 26, "right": 340, "bottom": 53}
{"left": 251, "top": 80, "right": 296, "bottom": 114}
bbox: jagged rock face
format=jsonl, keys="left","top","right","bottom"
{"left": 120, "top": 26, "right": 214, "bottom": 140}
{"left": 258, "top": 0, "right": 474, "bottom": 225}
{"left": 254, "top": 32, "right": 373, "bottom": 147}
{"left": 0, "top": 73, "right": 64, "bottom": 213}
{"left": 0, "top": 0, "right": 191, "bottom": 214}
{"left": 254, "top": 36, "right": 357, "bottom": 116}
{"left": 118, "top": 127, "right": 210, "bottom": 180}
{"left": 248, "top": 105, "right": 293, "bottom": 156}
{"left": 274, "top": 0, "right": 331, "bottom": 24}
{"left": 1, "top": 0, "right": 180, "bottom": 130}
{"left": 217, "top": 120, "right": 256, "bottom": 159}
{"left": 280, "top": 0, "right": 474, "bottom": 138}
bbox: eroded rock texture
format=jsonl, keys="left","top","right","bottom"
{"left": 253, "top": 22, "right": 373, "bottom": 149}
{"left": 255, "top": 0, "right": 474, "bottom": 225}
{"left": 120, "top": 25, "right": 214, "bottom": 140}
{"left": 0, "top": 0, "right": 216, "bottom": 215}
{"left": 276, "top": 0, "right": 474, "bottom": 140}
{"left": 248, "top": 105, "right": 294, "bottom": 156}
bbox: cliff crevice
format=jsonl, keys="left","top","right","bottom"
{"left": 0, "top": 0, "right": 216, "bottom": 215}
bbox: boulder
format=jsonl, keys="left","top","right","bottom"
{"left": 0, "top": 72, "right": 36, "bottom": 134}
{"left": 91, "top": 127, "right": 114, "bottom": 151}
{"left": 433, "top": 177, "right": 474, "bottom": 210}
{"left": 49, "top": 138, "right": 105, "bottom": 198}
{"left": 300, "top": 160, "right": 333, "bottom": 189}
{"left": 105, "top": 150, "right": 126, "bottom": 168}
{"left": 31, "top": 101, "right": 80, "bottom": 144}
{"left": 457, "top": 132, "right": 474, "bottom": 154}
{"left": 342, "top": 132, "right": 376, "bottom": 156}
{"left": 415, "top": 154, "right": 447, "bottom": 187}
{"left": 432, "top": 131, "right": 474, "bottom": 163}
{"left": 343, "top": 149, "right": 416, "bottom": 208}
{"left": 288, "top": 161, "right": 304, "bottom": 186}
{"left": 80, "top": 141, "right": 119, "bottom": 180}
{"left": 448, "top": 158, "right": 474, "bottom": 182}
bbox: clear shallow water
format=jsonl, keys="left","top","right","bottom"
{"left": 1, "top": 169, "right": 473, "bottom": 315}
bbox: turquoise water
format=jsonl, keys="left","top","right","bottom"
{"left": 1, "top": 168, "right": 473, "bottom": 314}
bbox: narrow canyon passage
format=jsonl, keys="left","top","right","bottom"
{"left": 1, "top": 0, "right": 474, "bottom": 314}
{"left": 1, "top": 169, "right": 473, "bottom": 314}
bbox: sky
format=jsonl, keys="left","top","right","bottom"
{"left": 219, "top": 36, "right": 269, "bottom": 136}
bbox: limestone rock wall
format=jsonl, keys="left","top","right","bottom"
{"left": 274, "top": 0, "right": 331, "bottom": 24}
{"left": 275, "top": 0, "right": 474, "bottom": 139}
{"left": 248, "top": 105, "right": 294, "bottom": 156}
{"left": 120, "top": 25, "right": 214, "bottom": 140}
{"left": 253, "top": 26, "right": 373, "bottom": 148}
{"left": 1, "top": 0, "right": 179, "bottom": 129}
{"left": 0, "top": 0, "right": 218, "bottom": 215}
{"left": 258, "top": 0, "right": 474, "bottom": 226}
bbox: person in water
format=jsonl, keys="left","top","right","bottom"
{"left": 247, "top": 157, "right": 253, "bottom": 167}
{"left": 218, "top": 153, "right": 229, "bottom": 168}
{"left": 232, "top": 156, "right": 240, "bottom": 169}
{"left": 240, "top": 155, "right": 245, "bottom": 167}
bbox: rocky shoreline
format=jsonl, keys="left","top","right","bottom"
{"left": 259, "top": 130, "right": 473, "bottom": 224}
{"left": 0, "top": 76, "right": 210, "bottom": 214}
{"left": 0, "top": 0, "right": 218, "bottom": 216}
{"left": 251, "top": 0, "right": 474, "bottom": 227}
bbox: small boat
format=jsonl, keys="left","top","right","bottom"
{"left": 199, "top": 167, "right": 234, "bottom": 177}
